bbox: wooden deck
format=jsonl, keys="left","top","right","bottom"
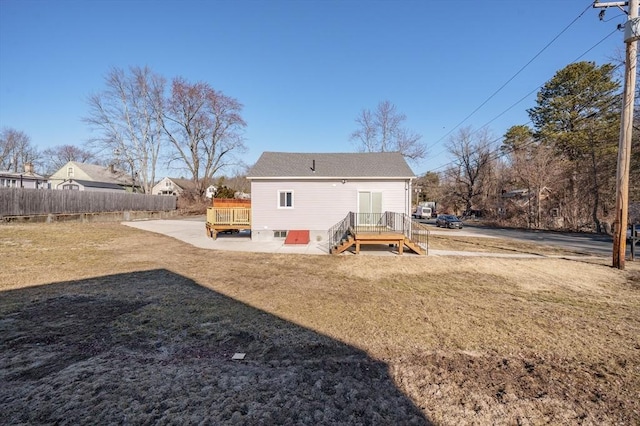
{"left": 353, "top": 232, "right": 407, "bottom": 254}
{"left": 206, "top": 207, "right": 251, "bottom": 239}
{"left": 331, "top": 228, "right": 425, "bottom": 255}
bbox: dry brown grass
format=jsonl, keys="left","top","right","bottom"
{"left": 427, "top": 233, "right": 584, "bottom": 256}
{"left": 1, "top": 222, "right": 639, "bottom": 425}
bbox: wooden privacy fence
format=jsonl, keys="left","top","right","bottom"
{"left": 0, "top": 188, "right": 176, "bottom": 217}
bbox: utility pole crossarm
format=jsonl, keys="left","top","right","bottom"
{"left": 592, "top": 1, "right": 628, "bottom": 8}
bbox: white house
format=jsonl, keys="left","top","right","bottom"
{"left": 246, "top": 152, "right": 416, "bottom": 242}
{"left": 48, "top": 161, "right": 133, "bottom": 192}
{"left": 0, "top": 163, "right": 46, "bottom": 189}
{"left": 151, "top": 177, "right": 217, "bottom": 198}
{"left": 152, "top": 177, "right": 194, "bottom": 196}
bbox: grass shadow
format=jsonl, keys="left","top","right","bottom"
{"left": 0, "top": 269, "right": 431, "bottom": 425}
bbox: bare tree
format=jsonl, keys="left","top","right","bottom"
{"left": 162, "top": 77, "right": 247, "bottom": 197}
{"left": 350, "top": 100, "right": 426, "bottom": 162}
{"left": 41, "top": 144, "right": 96, "bottom": 175}
{"left": 502, "top": 125, "right": 562, "bottom": 228}
{"left": 0, "top": 128, "right": 39, "bottom": 172}
{"left": 444, "top": 127, "right": 494, "bottom": 215}
{"left": 84, "top": 66, "right": 165, "bottom": 193}
{"left": 222, "top": 167, "right": 251, "bottom": 195}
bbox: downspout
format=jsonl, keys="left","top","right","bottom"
{"left": 407, "top": 179, "right": 412, "bottom": 216}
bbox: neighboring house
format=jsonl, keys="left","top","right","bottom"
{"left": 151, "top": 177, "right": 217, "bottom": 198}
{"left": 0, "top": 163, "right": 47, "bottom": 189}
{"left": 48, "top": 161, "right": 134, "bottom": 192}
{"left": 205, "top": 185, "right": 217, "bottom": 199}
{"left": 152, "top": 177, "right": 195, "bottom": 196}
{"left": 501, "top": 187, "right": 552, "bottom": 208}
{"left": 246, "top": 152, "right": 416, "bottom": 242}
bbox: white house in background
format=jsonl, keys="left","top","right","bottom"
{"left": 152, "top": 177, "right": 194, "bottom": 196}
{"left": 205, "top": 185, "right": 217, "bottom": 199}
{"left": 246, "top": 151, "right": 416, "bottom": 242}
{"left": 48, "top": 161, "right": 134, "bottom": 192}
{"left": 151, "top": 177, "right": 217, "bottom": 198}
{"left": 0, "top": 163, "right": 46, "bottom": 189}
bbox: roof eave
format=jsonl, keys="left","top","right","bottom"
{"left": 247, "top": 176, "right": 416, "bottom": 180}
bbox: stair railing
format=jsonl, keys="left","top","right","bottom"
{"left": 328, "top": 212, "right": 354, "bottom": 249}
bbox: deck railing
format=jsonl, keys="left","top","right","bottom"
{"left": 328, "top": 211, "right": 429, "bottom": 252}
{"left": 206, "top": 207, "right": 251, "bottom": 226}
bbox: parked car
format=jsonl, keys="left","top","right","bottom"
{"left": 435, "top": 214, "right": 463, "bottom": 229}
{"left": 412, "top": 205, "right": 432, "bottom": 219}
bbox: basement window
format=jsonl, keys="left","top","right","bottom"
{"left": 273, "top": 230, "right": 287, "bottom": 238}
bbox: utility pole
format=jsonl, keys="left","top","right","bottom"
{"left": 594, "top": 0, "right": 639, "bottom": 269}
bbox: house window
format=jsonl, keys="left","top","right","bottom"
{"left": 63, "top": 184, "right": 80, "bottom": 190}
{"left": 278, "top": 190, "right": 293, "bottom": 208}
{"left": 165, "top": 181, "right": 171, "bottom": 187}
{"left": 67, "top": 167, "right": 74, "bottom": 177}
{"left": 274, "top": 230, "right": 287, "bottom": 238}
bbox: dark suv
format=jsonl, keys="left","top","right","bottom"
{"left": 435, "top": 214, "right": 463, "bottom": 229}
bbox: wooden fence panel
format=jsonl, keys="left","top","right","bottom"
{"left": 0, "top": 188, "right": 176, "bottom": 216}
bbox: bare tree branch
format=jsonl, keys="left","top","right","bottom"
{"left": 84, "top": 66, "right": 165, "bottom": 193}
{"left": 162, "top": 77, "right": 247, "bottom": 197}
{"left": 350, "top": 100, "right": 426, "bottom": 162}
{"left": 0, "top": 128, "right": 39, "bottom": 172}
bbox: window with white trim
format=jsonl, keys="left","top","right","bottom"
{"left": 67, "top": 167, "right": 74, "bottom": 177}
{"left": 278, "top": 190, "right": 293, "bottom": 208}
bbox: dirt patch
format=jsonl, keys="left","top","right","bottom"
{"left": 395, "top": 350, "right": 637, "bottom": 425}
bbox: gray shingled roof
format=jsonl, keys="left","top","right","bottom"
{"left": 167, "top": 178, "right": 197, "bottom": 191}
{"left": 71, "top": 179, "right": 125, "bottom": 190}
{"left": 71, "top": 162, "right": 133, "bottom": 185}
{"left": 247, "top": 152, "right": 415, "bottom": 179}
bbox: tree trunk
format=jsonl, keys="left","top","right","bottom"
{"left": 590, "top": 149, "right": 601, "bottom": 233}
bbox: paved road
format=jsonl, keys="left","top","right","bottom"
{"left": 415, "top": 218, "right": 620, "bottom": 257}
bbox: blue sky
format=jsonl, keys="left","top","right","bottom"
{"left": 0, "top": 0, "right": 629, "bottom": 177}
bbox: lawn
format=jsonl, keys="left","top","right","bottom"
{"left": 1, "top": 222, "right": 639, "bottom": 425}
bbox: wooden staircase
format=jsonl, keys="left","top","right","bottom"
{"left": 403, "top": 238, "right": 426, "bottom": 256}
{"left": 331, "top": 234, "right": 355, "bottom": 255}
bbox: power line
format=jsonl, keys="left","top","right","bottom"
{"left": 421, "top": 30, "right": 623, "bottom": 175}
{"left": 425, "top": 2, "right": 595, "bottom": 153}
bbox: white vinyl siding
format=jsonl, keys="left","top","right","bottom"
{"left": 251, "top": 179, "right": 410, "bottom": 234}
